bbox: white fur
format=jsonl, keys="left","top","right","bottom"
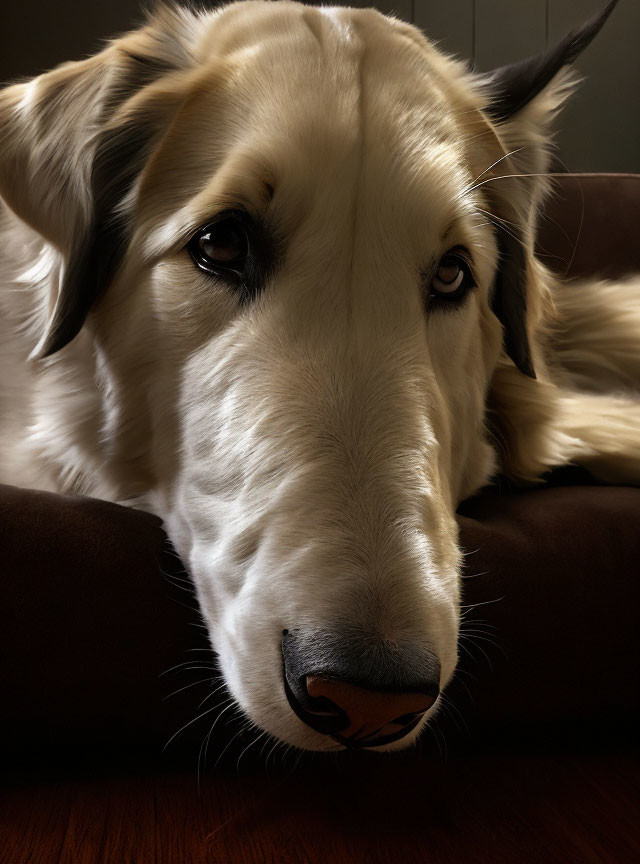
{"left": 0, "top": 1, "right": 638, "bottom": 751}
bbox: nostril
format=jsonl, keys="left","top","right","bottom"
{"left": 304, "top": 695, "right": 342, "bottom": 719}
{"left": 283, "top": 671, "right": 350, "bottom": 735}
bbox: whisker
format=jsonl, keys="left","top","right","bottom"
{"left": 466, "top": 171, "right": 552, "bottom": 194}
{"left": 429, "top": 720, "right": 448, "bottom": 762}
{"left": 457, "top": 633, "right": 501, "bottom": 667}
{"left": 460, "top": 631, "right": 501, "bottom": 647}
{"left": 460, "top": 569, "right": 490, "bottom": 581}
{"left": 454, "top": 666, "right": 480, "bottom": 685}
{"left": 163, "top": 704, "right": 222, "bottom": 751}
{"left": 196, "top": 697, "right": 239, "bottom": 786}
{"left": 160, "top": 659, "right": 217, "bottom": 676}
{"left": 265, "top": 735, "right": 286, "bottom": 772}
{"left": 163, "top": 664, "right": 219, "bottom": 677}
{"left": 184, "top": 647, "right": 217, "bottom": 655}
{"left": 213, "top": 725, "right": 247, "bottom": 770}
{"left": 460, "top": 617, "right": 499, "bottom": 631}
{"left": 198, "top": 698, "right": 242, "bottom": 777}
{"left": 162, "top": 576, "right": 196, "bottom": 593}
{"left": 460, "top": 594, "right": 505, "bottom": 610}
{"left": 477, "top": 208, "right": 519, "bottom": 228}
{"left": 438, "top": 691, "right": 469, "bottom": 736}
{"left": 236, "top": 730, "right": 269, "bottom": 773}
{"left": 470, "top": 146, "right": 527, "bottom": 186}
{"left": 475, "top": 208, "right": 526, "bottom": 247}
{"left": 458, "top": 636, "right": 494, "bottom": 668}
{"left": 452, "top": 671, "right": 477, "bottom": 701}
{"left": 197, "top": 681, "right": 232, "bottom": 709}
{"left": 163, "top": 677, "right": 220, "bottom": 700}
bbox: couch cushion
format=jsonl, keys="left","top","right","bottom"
{"left": 537, "top": 173, "right": 640, "bottom": 281}
{"left": 2, "top": 480, "right": 638, "bottom": 768}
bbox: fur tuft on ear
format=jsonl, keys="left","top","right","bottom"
{"left": 0, "top": 5, "right": 199, "bottom": 357}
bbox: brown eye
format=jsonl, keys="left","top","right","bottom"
{"left": 188, "top": 212, "right": 250, "bottom": 277}
{"left": 430, "top": 250, "right": 474, "bottom": 302}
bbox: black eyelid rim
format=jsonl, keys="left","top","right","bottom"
{"left": 186, "top": 206, "right": 252, "bottom": 242}
{"left": 440, "top": 245, "right": 474, "bottom": 269}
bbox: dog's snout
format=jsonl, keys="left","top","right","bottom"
{"left": 282, "top": 629, "right": 440, "bottom": 748}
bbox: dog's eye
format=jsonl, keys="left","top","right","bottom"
{"left": 188, "top": 213, "right": 250, "bottom": 277}
{"left": 430, "top": 250, "right": 474, "bottom": 303}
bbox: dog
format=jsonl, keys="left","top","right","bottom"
{"left": 1, "top": 0, "right": 638, "bottom": 752}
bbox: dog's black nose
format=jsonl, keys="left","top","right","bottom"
{"left": 282, "top": 629, "right": 440, "bottom": 748}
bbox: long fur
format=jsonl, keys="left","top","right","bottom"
{"left": 0, "top": 1, "right": 638, "bottom": 751}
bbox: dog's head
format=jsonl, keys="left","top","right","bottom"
{"left": 0, "top": 1, "right": 619, "bottom": 750}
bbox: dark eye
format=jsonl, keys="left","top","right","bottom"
{"left": 429, "top": 249, "right": 474, "bottom": 303}
{"left": 188, "top": 212, "right": 250, "bottom": 278}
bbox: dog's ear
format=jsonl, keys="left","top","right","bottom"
{"left": 484, "top": 0, "right": 619, "bottom": 123}
{"left": 0, "top": 6, "right": 196, "bottom": 357}
{"left": 492, "top": 231, "right": 535, "bottom": 379}
{"left": 477, "top": 0, "right": 619, "bottom": 377}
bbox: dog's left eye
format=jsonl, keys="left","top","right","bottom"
{"left": 188, "top": 212, "right": 250, "bottom": 278}
{"left": 429, "top": 250, "right": 474, "bottom": 302}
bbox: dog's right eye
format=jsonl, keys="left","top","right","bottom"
{"left": 428, "top": 248, "right": 475, "bottom": 306}
{"left": 188, "top": 212, "right": 250, "bottom": 279}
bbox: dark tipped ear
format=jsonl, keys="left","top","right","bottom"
{"left": 485, "top": 0, "right": 619, "bottom": 122}
{"left": 39, "top": 95, "right": 170, "bottom": 357}
{"left": 0, "top": 7, "right": 196, "bottom": 358}
{"left": 480, "top": 0, "right": 620, "bottom": 377}
{"left": 491, "top": 232, "right": 536, "bottom": 379}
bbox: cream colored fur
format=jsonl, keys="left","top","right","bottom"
{"left": 0, "top": 1, "right": 638, "bottom": 751}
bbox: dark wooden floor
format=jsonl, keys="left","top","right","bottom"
{"left": 3, "top": 748, "right": 639, "bottom": 864}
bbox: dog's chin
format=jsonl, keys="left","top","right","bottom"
{"left": 245, "top": 721, "right": 428, "bottom": 755}
{"left": 290, "top": 715, "right": 430, "bottom": 754}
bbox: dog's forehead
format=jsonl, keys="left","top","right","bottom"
{"left": 136, "top": 1, "right": 497, "bottom": 253}
{"left": 198, "top": 1, "right": 470, "bottom": 133}
{"left": 200, "top": 1, "right": 429, "bottom": 64}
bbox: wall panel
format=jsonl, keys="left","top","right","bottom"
{"left": 474, "top": 0, "right": 547, "bottom": 70}
{"left": 413, "top": 1, "right": 475, "bottom": 62}
{"left": 549, "top": 0, "right": 640, "bottom": 173}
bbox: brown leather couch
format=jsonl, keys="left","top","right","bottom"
{"left": 2, "top": 175, "right": 639, "bottom": 863}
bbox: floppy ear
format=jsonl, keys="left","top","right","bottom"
{"left": 478, "top": 0, "right": 620, "bottom": 377}
{"left": 0, "top": 6, "right": 196, "bottom": 357}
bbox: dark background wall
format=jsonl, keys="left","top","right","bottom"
{"left": 1, "top": 1, "right": 638, "bottom": 172}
